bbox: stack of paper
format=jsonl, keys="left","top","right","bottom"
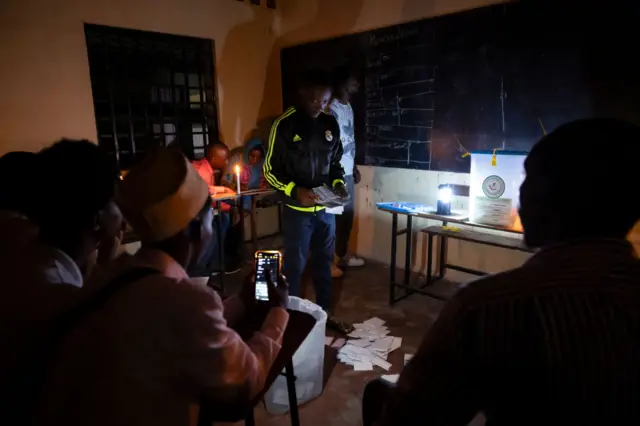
{"left": 334, "top": 317, "right": 403, "bottom": 371}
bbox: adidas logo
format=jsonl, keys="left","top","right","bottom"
{"left": 293, "top": 134, "right": 302, "bottom": 142}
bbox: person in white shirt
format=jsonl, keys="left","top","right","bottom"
{"left": 0, "top": 140, "right": 123, "bottom": 421}
{"left": 329, "top": 66, "right": 366, "bottom": 276}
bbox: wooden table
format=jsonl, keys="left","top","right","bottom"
{"left": 376, "top": 203, "right": 528, "bottom": 305}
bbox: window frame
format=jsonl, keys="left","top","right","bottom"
{"left": 84, "top": 23, "right": 220, "bottom": 169}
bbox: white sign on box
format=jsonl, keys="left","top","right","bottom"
{"left": 473, "top": 197, "right": 512, "bottom": 226}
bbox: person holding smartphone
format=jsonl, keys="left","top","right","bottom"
{"left": 31, "top": 148, "right": 289, "bottom": 426}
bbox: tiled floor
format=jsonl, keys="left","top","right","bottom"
{"left": 217, "top": 250, "right": 463, "bottom": 426}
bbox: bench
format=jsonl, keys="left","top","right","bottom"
{"left": 390, "top": 225, "right": 535, "bottom": 304}
{"left": 377, "top": 203, "right": 533, "bottom": 305}
{"left": 416, "top": 226, "right": 535, "bottom": 299}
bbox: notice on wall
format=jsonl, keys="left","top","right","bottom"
{"left": 474, "top": 197, "right": 512, "bottom": 227}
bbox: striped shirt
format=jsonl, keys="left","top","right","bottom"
{"left": 379, "top": 239, "right": 640, "bottom": 426}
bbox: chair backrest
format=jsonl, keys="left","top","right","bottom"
{"left": 9, "top": 267, "right": 157, "bottom": 426}
{"left": 197, "top": 309, "right": 316, "bottom": 424}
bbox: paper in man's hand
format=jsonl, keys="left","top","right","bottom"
{"left": 312, "top": 184, "right": 350, "bottom": 208}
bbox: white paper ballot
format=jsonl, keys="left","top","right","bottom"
{"left": 370, "top": 355, "right": 392, "bottom": 371}
{"left": 371, "top": 336, "right": 394, "bottom": 352}
{"left": 381, "top": 374, "right": 400, "bottom": 384}
{"left": 348, "top": 339, "right": 372, "bottom": 348}
{"left": 331, "top": 338, "right": 346, "bottom": 349}
{"left": 337, "top": 317, "right": 403, "bottom": 372}
{"left": 363, "top": 317, "right": 386, "bottom": 328}
{"left": 404, "top": 354, "right": 414, "bottom": 365}
{"left": 325, "top": 206, "right": 344, "bottom": 215}
{"left": 354, "top": 361, "right": 374, "bottom": 371}
{"left": 389, "top": 337, "right": 402, "bottom": 352}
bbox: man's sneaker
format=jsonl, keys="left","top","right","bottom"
{"left": 327, "top": 316, "right": 354, "bottom": 335}
{"left": 339, "top": 256, "right": 365, "bottom": 268}
{"left": 331, "top": 263, "right": 344, "bottom": 278}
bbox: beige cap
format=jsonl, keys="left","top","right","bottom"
{"left": 116, "top": 148, "right": 209, "bottom": 242}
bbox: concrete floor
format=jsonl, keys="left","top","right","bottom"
{"left": 216, "top": 247, "right": 464, "bottom": 426}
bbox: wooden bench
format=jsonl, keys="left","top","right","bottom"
{"left": 416, "top": 226, "right": 535, "bottom": 300}
{"left": 377, "top": 203, "right": 532, "bottom": 305}
{"left": 390, "top": 225, "right": 534, "bottom": 304}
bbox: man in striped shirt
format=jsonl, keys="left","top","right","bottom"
{"left": 368, "top": 118, "right": 640, "bottom": 426}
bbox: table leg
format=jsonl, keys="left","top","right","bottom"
{"left": 238, "top": 198, "right": 246, "bottom": 262}
{"left": 403, "top": 215, "right": 413, "bottom": 288}
{"left": 285, "top": 361, "right": 300, "bottom": 426}
{"left": 250, "top": 195, "right": 258, "bottom": 253}
{"left": 216, "top": 201, "right": 225, "bottom": 293}
{"left": 426, "top": 232, "right": 433, "bottom": 284}
{"left": 389, "top": 213, "right": 398, "bottom": 305}
{"left": 438, "top": 221, "right": 447, "bottom": 280}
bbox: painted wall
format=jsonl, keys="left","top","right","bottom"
{"left": 0, "top": 0, "right": 281, "bottom": 154}
{"left": 273, "top": 0, "right": 530, "bottom": 280}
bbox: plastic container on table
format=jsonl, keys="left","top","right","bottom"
{"left": 264, "top": 297, "right": 327, "bottom": 414}
{"left": 469, "top": 150, "right": 527, "bottom": 229}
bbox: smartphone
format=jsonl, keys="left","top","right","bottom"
{"left": 254, "top": 250, "right": 282, "bottom": 301}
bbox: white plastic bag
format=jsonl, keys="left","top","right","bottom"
{"left": 264, "top": 297, "right": 327, "bottom": 414}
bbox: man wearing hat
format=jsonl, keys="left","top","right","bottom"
{"left": 34, "top": 148, "right": 289, "bottom": 426}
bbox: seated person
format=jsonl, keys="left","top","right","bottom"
{"left": 0, "top": 140, "right": 122, "bottom": 421}
{"left": 192, "top": 140, "right": 236, "bottom": 201}
{"left": 190, "top": 141, "right": 239, "bottom": 275}
{"left": 32, "top": 147, "right": 290, "bottom": 426}
{"left": 239, "top": 140, "right": 268, "bottom": 192}
{"left": 226, "top": 139, "right": 268, "bottom": 210}
{"left": 367, "top": 118, "right": 640, "bottom": 426}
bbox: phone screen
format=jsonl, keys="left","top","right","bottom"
{"left": 255, "top": 251, "right": 280, "bottom": 301}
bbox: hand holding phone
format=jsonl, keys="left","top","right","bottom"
{"left": 238, "top": 271, "right": 289, "bottom": 310}
{"left": 254, "top": 250, "right": 282, "bottom": 301}
{"left": 264, "top": 270, "right": 289, "bottom": 310}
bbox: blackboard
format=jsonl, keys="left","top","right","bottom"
{"left": 280, "top": 2, "right": 640, "bottom": 173}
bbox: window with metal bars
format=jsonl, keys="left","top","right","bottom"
{"left": 84, "top": 24, "right": 219, "bottom": 170}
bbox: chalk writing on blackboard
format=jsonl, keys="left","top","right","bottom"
{"left": 281, "top": 2, "right": 607, "bottom": 172}
{"left": 364, "top": 21, "right": 436, "bottom": 169}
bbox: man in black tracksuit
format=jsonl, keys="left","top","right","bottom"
{"left": 264, "top": 69, "right": 350, "bottom": 330}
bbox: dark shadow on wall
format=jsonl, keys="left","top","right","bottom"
{"left": 401, "top": 0, "right": 437, "bottom": 22}
{"left": 216, "top": 3, "right": 276, "bottom": 149}
{"left": 245, "top": 116, "right": 277, "bottom": 146}
{"left": 515, "top": 0, "right": 640, "bottom": 125}
{"left": 257, "top": 0, "right": 364, "bottom": 121}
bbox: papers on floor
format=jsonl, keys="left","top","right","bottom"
{"left": 337, "top": 317, "right": 402, "bottom": 372}
{"left": 404, "top": 353, "right": 414, "bottom": 366}
{"left": 381, "top": 374, "right": 400, "bottom": 384}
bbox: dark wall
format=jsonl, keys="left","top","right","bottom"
{"left": 280, "top": 1, "right": 640, "bottom": 173}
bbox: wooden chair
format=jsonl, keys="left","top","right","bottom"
{"left": 198, "top": 309, "right": 317, "bottom": 426}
